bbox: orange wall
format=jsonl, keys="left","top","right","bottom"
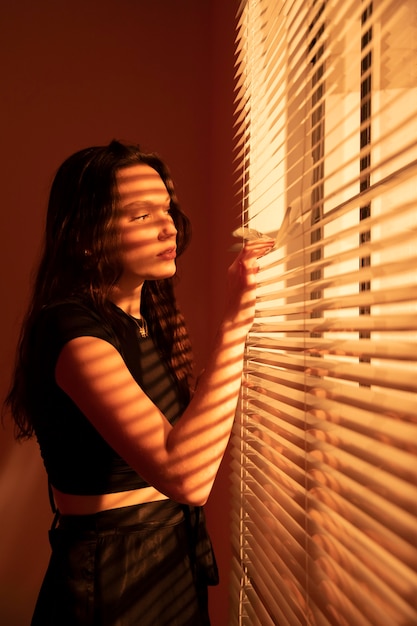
{"left": 0, "top": 1, "right": 237, "bottom": 624}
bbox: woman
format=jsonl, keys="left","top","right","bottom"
{"left": 4, "top": 140, "right": 273, "bottom": 625}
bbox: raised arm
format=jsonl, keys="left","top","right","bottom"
{"left": 55, "top": 239, "right": 273, "bottom": 506}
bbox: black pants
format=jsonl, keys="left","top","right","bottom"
{"left": 31, "top": 500, "right": 218, "bottom": 626}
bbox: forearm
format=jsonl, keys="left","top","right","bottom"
{"left": 166, "top": 320, "right": 248, "bottom": 503}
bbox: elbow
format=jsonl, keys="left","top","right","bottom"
{"left": 165, "top": 475, "right": 212, "bottom": 507}
{"left": 156, "top": 447, "right": 217, "bottom": 506}
{"left": 183, "top": 492, "right": 209, "bottom": 507}
{"left": 180, "top": 494, "right": 209, "bottom": 507}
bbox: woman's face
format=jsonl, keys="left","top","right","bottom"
{"left": 116, "top": 164, "right": 177, "bottom": 288}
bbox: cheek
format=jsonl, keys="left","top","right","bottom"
{"left": 119, "top": 234, "right": 161, "bottom": 275}
{"left": 120, "top": 229, "right": 154, "bottom": 255}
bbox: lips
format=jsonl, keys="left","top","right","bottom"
{"left": 157, "top": 247, "right": 177, "bottom": 260}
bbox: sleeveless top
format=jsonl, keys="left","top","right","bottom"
{"left": 28, "top": 299, "right": 184, "bottom": 495}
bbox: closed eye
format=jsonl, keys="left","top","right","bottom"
{"left": 130, "top": 214, "right": 151, "bottom": 222}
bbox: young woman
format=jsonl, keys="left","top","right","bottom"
{"left": 4, "top": 140, "right": 273, "bottom": 625}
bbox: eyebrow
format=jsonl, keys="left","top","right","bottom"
{"left": 122, "top": 197, "right": 171, "bottom": 211}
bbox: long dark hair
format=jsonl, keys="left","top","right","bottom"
{"left": 4, "top": 140, "right": 194, "bottom": 439}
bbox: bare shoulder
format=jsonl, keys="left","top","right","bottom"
{"left": 56, "top": 335, "right": 130, "bottom": 390}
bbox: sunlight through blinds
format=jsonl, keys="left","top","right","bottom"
{"left": 229, "top": 0, "right": 417, "bottom": 624}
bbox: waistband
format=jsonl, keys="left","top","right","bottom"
{"left": 56, "top": 499, "right": 184, "bottom": 532}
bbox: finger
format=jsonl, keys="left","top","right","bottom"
{"left": 229, "top": 237, "right": 275, "bottom": 254}
{"left": 241, "top": 240, "right": 275, "bottom": 260}
{"left": 243, "top": 238, "right": 275, "bottom": 250}
{"left": 243, "top": 237, "right": 275, "bottom": 248}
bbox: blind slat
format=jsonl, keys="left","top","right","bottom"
{"left": 248, "top": 336, "right": 417, "bottom": 361}
{"left": 248, "top": 353, "right": 417, "bottom": 392}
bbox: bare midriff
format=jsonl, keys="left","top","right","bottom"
{"left": 52, "top": 485, "right": 169, "bottom": 515}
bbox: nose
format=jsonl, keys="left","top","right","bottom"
{"left": 158, "top": 214, "right": 177, "bottom": 240}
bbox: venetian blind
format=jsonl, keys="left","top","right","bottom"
{"left": 229, "top": 0, "right": 417, "bottom": 625}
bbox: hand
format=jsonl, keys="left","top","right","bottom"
{"left": 224, "top": 238, "right": 274, "bottom": 331}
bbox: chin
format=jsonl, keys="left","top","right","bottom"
{"left": 150, "top": 266, "right": 177, "bottom": 281}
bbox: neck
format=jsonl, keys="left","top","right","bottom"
{"left": 109, "top": 283, "right": 143, "bottom": 318}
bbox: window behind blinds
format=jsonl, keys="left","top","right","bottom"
{"left": 230, "top": 1, "right": 417, "bottom": 625}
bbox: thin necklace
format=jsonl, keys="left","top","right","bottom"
{"left": 128, "top": 314, "right": 148, "bottom": 339}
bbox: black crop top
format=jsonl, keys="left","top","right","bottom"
{"left": 28, "top": 299, "right": 184, "bottom": 495}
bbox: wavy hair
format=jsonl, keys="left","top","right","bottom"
{"left": 4, "top": 140, "right": 194, "bottom": 438}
